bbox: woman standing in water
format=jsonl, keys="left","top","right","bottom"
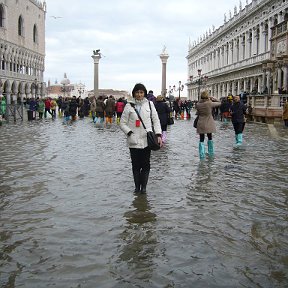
{"left": 196, "top": 90, "right": 221, "bottom": 159}
{"left": 120, "top": 83, "right": 162, "bottom": 193}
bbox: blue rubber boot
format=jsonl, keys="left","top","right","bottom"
{"left": 237, "top": 133, "right": 243, "bottom": 145}
{"left": 207, "top": 140, "right": 214, "bottom": 157}
{"left": 235, "top": 134, "right": 238, "bottom": 145}
{"left": 199, "top": 142, "right": 205, "bottom": 159}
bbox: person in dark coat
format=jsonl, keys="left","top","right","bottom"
{"left": 146, "top": 90, "right": 156, "bottom": 104}
{"left": 69, "top": 96, "right": 78, "bottom": 120}
{"left": 95, "top": 95, "right": 105, "bottom": 123}
{"left": 105, "top": 95, "right": 115, "bottom": 124}
{"left": 154, "top": 95, "right": 171, "bottom": 143}
{"left": 220, "top": 98, "right": 231, "bottom": 122}
{"left": 230, "top": 95, "right": 247, "bottom": 145}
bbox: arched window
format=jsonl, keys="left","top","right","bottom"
{"left": 18, "top": 15, "right": 24, "bottom": 36}
{"left": 264, "top": 24, "right": 269, "bottom": 52}
{"left": 242, "top": 35, "right": 246, "bottom": 59}
{"left": 33, "top": 24, "right": 38, "bottom": 43}
{"left": 0, "top": 4, "right": 4, "bottom": 27}
{"left": 249, "top": 31, "right": 252, "bottom": 58}
{"left": 256, "top": 28, "right": 260, "bottom": 55}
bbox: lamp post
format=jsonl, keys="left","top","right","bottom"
{"left": 78, "top": 87, "right": 84, "bottom": 98}
{"left": 173, "top": 81, "right": 184, "bottom": 99}
{"left": 77, "top": 83, "right": 85, "bottom": 98}
{"left": 188, "top": 76, "right": 193, "bottom": 100}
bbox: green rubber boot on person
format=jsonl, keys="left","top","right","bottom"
{"left": 199, "top": 142, "right": 205, "bottom": 159}
{"left": 207, "top": 140, "right": 214, "bottom": 157}
{"left": 236, "top": 133, "right": 243, "bottom": 145}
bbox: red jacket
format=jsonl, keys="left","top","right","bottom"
{"left": 45, "top": 99, "right": 51, "bottom": 109}
{"left": 115, "top": 101, "right": 125, "bottom": 113}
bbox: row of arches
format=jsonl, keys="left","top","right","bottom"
{"left": 1, "top": 78, "right": 46, "bottom": 104}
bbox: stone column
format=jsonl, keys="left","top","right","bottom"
{"left": 237, "top": 80, "right": 241, "bottom": 95}
{"left": 91, "top": 53, "right": 102, "bottom": 98}
{"left": 262, "top": 69, "right": 266, "bottom": 93}
{"left": 267, "top": 68, "right": 272, "bottom": 94}
{"left": 250, "top": 77, "right": 254, "bottom": 93}
{"left": 267, "top": 18, "right": 273, "bottom": 51}
{"left": 218, "top": 84, "right": 221, "bottom": 98}
{"left": 257, "top": 76, "right": 261, "bottom": 93}
{"left": 232, "top": 81, "right": 236, "bottom": 95}
{"left": 5, "top": 91, "right": 11, "bottom": 121}
{"left": 283, "top": 64, "right": 288, "bottom": 92}
{"left": 277, "top": 67, "right": 282, "bottom": 93}
{"left": 159, "top": 49, "right": 169, "bottom": 97}
{"left": 226, "top": 82, "right": 230, "bottom": 95}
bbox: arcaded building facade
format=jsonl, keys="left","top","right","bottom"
{"left": 0, "top": 0, "right": 46, "bottom": 108}
{"left": 187, "top": 0, "right": 288, "bottom": 105}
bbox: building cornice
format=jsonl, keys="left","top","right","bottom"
{"left": 188, "top": 0, "right": 280, "bottom": 58}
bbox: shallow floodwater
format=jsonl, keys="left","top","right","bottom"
{"left": 0, "top": 116, "right": 287, "bottom": 287}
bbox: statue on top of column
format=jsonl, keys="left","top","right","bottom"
{"left": 93, "top": 49, "right": 100, "bottom": 55}
{"left": 161, "top": 45, "right": 167, "bottom": 54}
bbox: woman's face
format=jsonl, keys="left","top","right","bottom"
{"left": 134, "top": 90, "right": 145, "bottom": 101}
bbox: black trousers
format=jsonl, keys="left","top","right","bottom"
{"left": 129, "top": 147, "right": 151, "bottom": 172}
{"left": 200, "top": 133, "right": 212, "bottom": 142}
{"left": 232, "top": 122, "right": 244, "bottom": 134}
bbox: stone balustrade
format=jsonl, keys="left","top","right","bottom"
{"left": 247, "top": 94, "right": 287, "bottom": 123}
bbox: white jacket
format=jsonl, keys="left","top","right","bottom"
{"left": 120, "top": 97, "right": 162, "bottom": 149}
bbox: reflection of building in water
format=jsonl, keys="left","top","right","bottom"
{"left": 187, "top": 0, "right": 288, "bottom": 122}
{"left": 116, "top": 194, "right": 157, "bottom": 284}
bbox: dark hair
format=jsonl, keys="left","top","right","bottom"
{"left": 132, "top": 83, "right": 147, "bottom": 98}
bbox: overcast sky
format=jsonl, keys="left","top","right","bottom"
{"left": 44, "top": 0, "right": 242, "bottom": 96}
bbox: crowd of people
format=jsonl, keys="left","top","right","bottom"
{"left": 1, "top": 86, "right": 288, "bottom": 192}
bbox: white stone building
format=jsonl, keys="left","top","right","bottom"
{"left": 0, "top": 0, "right": 46, "bottom": 111}
{"left": 187, "top": 0, "right": 288, "bottom": 113}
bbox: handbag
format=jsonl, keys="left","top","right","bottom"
{"left": 193, "top": 115, "right": 199, "bottom": 128}
{"left": 133, "top": 102, "right": 161, "bottom": 151}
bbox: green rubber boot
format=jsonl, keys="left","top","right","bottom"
{"left": 207, "top": 140, "right": 214, "bottom": 157}
{"left": 199, "top": 142, "right": 205, "bottom": 159}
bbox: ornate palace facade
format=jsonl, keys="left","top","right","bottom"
{"left": 187, "top": 0, "right": 288, "bottom": 115}
{"left": 0, "top": 0, "right": 46, "bottom": 110}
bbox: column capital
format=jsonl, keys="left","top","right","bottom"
{"left": 91, "top": 54, "right": 101, "bottom": 64}
{"left": 159, "top": 53, "right": 169, "bottom": 63}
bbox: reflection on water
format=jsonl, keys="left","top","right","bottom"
{"left": 113, "top": 194, "right": 157, "bottom": 287}
{"left": 0, "top": 118, "right": 287, "bottom": 287}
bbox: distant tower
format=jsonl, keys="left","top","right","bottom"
{"left": 159, "top": 46, "right": 169, "bottom": 98}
